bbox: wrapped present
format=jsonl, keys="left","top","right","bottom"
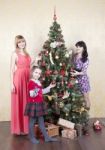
{"left": 58, "top": 118, "right": 75, "bottom": 129}
{"left": 34, "top": 123, "right": 59, "bottom": 138}
{"left": 61, "top": 129, "right": 77, "bottom": 139}
{"left": 46, "top": 124, "right": 59, "bottom": 137}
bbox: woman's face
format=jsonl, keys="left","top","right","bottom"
{"left": 76, "top": 46, "right": 84, "bottom": 54}
{"left": 33, "top": 68, "right": 42, "bottom": 80}
{"left": 17, "top": 39, "right": 26, "bottom": 49}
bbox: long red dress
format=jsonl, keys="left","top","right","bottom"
{"left": 11, "top": 53, "right": 31, "bottom": 134}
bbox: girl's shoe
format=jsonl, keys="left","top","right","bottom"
{"left": 45, "top": 137, "right": 58, "bottom": 142}
{"left": 30, "top": 138, "right": 39, "bottom": 144}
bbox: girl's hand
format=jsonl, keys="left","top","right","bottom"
{"left": 11, "top": 83, "right": 15, "bottom": 93}
{"left": 49, "top": 82, "right": 56, "bottom": 88}
{"left": 71, "top": 70, "right": 80, "bottom": 76}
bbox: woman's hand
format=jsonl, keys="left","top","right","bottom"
{"left": 71, "top": 70, "right": 80, "bottom": 76}
{"left": 11, "top": 83, "right": 15, "bottom": 93}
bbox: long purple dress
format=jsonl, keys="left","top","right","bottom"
{"left": 73, "top": 57, "right": 90, "bottom": 94}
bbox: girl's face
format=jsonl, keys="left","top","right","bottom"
{"left": 32, "top": 68, "right": 42, "bottom": 80}
{"left": 76, "top": 46, "right": 84, "bottom": 54}
{"left": 17, "top": 39, "right": 26, "bottom": 49}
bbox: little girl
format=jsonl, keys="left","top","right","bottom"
{"left": 71, "top": 41, "right": 91, "bottom": 110}
{"left": 24, "top": 66, "right": 57, "bottom": 144}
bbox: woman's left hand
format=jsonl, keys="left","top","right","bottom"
{"left": 71, "top": 70, "right": 80, "bottom": 76}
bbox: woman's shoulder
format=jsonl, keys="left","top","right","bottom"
{"left": 11, "top": 51, "right": 18, "bottom": 59}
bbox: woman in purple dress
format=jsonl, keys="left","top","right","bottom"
{"left": 71, "top": 41, "right": 90, "bottom": 109}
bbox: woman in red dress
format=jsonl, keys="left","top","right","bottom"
{"left": 10, "top": 35, "right": 31, "bottom": 135}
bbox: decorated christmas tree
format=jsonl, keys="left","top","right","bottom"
{"left": 37, "top": 10, "right": 89, "bottom": 127}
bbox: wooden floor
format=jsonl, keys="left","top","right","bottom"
{"left": 0, "top": 121, "right": 105, "bottom": 150}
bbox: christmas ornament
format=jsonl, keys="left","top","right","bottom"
{"left": 65, "top": 52, "right": 69, "bottom": 58}
{"left": 62, "top": 91, "right": 70, "bottom": 99}
{"left": 41, "top": 61, "right": 46, "bottom": 67}
{"left": 53, "top": 70, "right": 58, "bottom": 75}
{"left": 59, "top": 102, "right": 64, "bottom": 108}
{"left": 45, "top": 50, "right": 49, "bottom": 56}
{"left": 60, "top": 69, "right": 65, "bottom": 76}
{"left": 75, "top": 79, "right": 78, "bottom": 84}
{"left": 50, "top": 42, "right": 57, "bottom": 48}
{"left": 68, "top": 83, "right": 73, "bottom": 88}
{"left": 55, "top": 55, "right": 59, "bottom": 59}
{"left": 60, "top": 63, "right": 62, "bottom": 66}
{"left": 45, "top": 70, "right": 52, "bottom": 76}
{"left": 49, "top": 52, "right": 54, "bottom": 65}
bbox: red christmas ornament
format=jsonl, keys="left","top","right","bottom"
{"left": 68, "top": 83, "right": 73, "bottom": 88}
{"left": 41, "top": 61, "right": 46, "bottom": 67}
{"left": 45, "top": 70, "right": 52, "bottom": 76}
{"left": 53, "top": 70, "right": 58, "bottom": 75}
{"left": 60, "top": 69, "right": 65, "bottom": 76}
{"left": 45, "top": 51, "right": 49, "bottom": 56}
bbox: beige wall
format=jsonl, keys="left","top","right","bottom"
{"left": 0, "top": 0, "right": 105, "bottom": 121}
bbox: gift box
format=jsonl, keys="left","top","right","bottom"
{"left": 58, "top": 118, "right": 75, "bottom": 129}
{"left": 46, "top": 124, "right": 59, "bottom": 137}
{"left": 34, "top": 123, "right": 59, "bottom": 138}
{"left": 61, "top": 128, "right": 77, "bottom": 139}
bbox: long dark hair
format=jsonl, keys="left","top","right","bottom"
{"left": 75, "top": 41, "right": 88, "bottom": 63}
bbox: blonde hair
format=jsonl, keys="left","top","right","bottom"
{"left": 15, "top": 35, "right": 29, "bottom": 56}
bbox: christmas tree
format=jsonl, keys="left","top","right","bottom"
{"left": 37, "top": 11, "right": 89, "bottom": 127}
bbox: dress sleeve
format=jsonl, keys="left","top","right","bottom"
{"left": 42, "top": 86, "right": 50, "bottom": 94}
{"left": 81, "top": 59, "right": 89, "bottom": 74}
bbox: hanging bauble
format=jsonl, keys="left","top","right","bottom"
{"left": 65, "top": 52, "right": 69, "bottom": 58}
{"left": 50, "top": 42, "right": 57, "bottom": 48}
{"left": 55, "top": 55, "right": 59, "bottom": 59}
{"left": 68, "top": 83, "right": 73, "bottom": 88}
{"left": 59, "top": 102, "right": 64, "bottom": 108}
{"left": 66, "top": 113, "right": 69, "bottom": 116}
{"left": 45, "top": 70, "right": 52, "bottom": 76}
{"left": 60, "top": 69, "right": 65, "bottom": 76}
{"left": 41, "top": 61, "right": 46, "bottom": 67}
{"left": 60, "top": 63, "right": 62, "bottom": 66}
{"left": 45, "top": 50, "right": 49, "bottom": 56}
{"left": 65, "top": 81, "right": 68, "bottom": 84}
{"left": 53, "top": 70, "right": 58, "bottom": 75}
{"left": 75, "top": 79, "right": 78, "bottom": 84}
